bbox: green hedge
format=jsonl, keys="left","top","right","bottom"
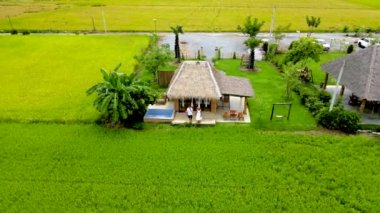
{"left": 317, "top": 107, "right": 361, "bottom": 133}
{"left": 293, "top": 84, "right": 361, "bottom": 133}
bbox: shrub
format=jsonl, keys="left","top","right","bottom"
{"left": 305, "top": 96, "right": 324, "bottom": 116}
{"left": 270, "top": 54, "right": 284, "bottom": 68}
{"left": 10, "top": 29, "right": 18, "bottom": 35}
{"left": 262, "top": 41, "right": 269, "bottom": 54}
{"left": 347, "top": 44, "right": 354, "bottom": 54}
{"left": 342, "top": 25, "right": 349, "bottom": 33}
{"left": 365, "top": 27, "right": 373, "bottom": 33}
{"left": 299, "top": 88, "right": 314, "bottom": 105}
{"left": 288, "top": 41, "right": 294, "bottom": 50}
{"left": 360, "top": 124, "right": 380, "bottom": 132}
{"left": 22, "top": 30, "right": 30, "bottom": 35}
{"left": 265, "top": 43, "right": 278, "bottom": 61}
{"left": 232, "top": 51, "right": 237, "bottom": 59}
{"left": 318, "top": 90, "right": 331, "bottom": 104}
{"left": 317, "top": 107, "right": 360, "bottom": 133}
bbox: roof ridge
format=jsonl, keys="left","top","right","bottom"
{"left": 206, "top": 61, "right": 222, "bottom": 98}
{"left": 364, "top": 46, "right": 377, "bottom": 100}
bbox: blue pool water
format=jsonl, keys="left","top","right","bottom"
{"left": 144, "top": 108, "right": 175, "bottom": 119}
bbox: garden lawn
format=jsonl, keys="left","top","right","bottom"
{"left": 309, "top": 52, "right": 346, "bottom": 85}
{"left": 215, "top": 60, "right": 317, "bottom": 130}
{"left": 0, "top": 35, "right": 149, "bottom": 122}
{"left": 0, "top": 123, "right": 379, "bottom": 211}
{"left": 1, "top": 0, "right": 380, "bottom": 32}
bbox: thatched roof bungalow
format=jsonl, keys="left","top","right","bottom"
{"left": 167, "top": 61, "right": 254, "bottom": 113}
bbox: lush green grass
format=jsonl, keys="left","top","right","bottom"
{"left": 272, "top": 52, "right": 345, "bottom": 86}
{"left": 0, "top": 35, "right": 149, "bottom": 122}
{"left": 215, "top": 60, "right": 317, "bottom": 130}
{"left": 0, "top": 122, "right": 378, "bottom": 211}
{"left": 1, "top": 0, "right": 380, "bottom": 32}
{"left": 309, "top": 52, "right": 346, "bottom": 85}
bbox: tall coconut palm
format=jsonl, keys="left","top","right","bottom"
{"left": 306, "top": 16, "right": 321, "bottom": 37}
{"left": 170, "top": 25, "right": 184, "bottom": 62}
{"left": 244, "top": 37, "right": 262, "bottom": 70}
{"left": 87, "top": 64, "right": 157, "bottom": 125}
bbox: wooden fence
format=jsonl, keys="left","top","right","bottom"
{"left": 158, "top": 71, "right": 174, "bottom": 87}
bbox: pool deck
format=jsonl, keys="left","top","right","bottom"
{"left": 171, "top": 108, "right": 251, "bottom": 125}
{"left": 147, "top": 101, "right": 251, "bottom": 125}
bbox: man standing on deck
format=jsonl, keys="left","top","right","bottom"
{"left": 186, "top": 105, "right": 193, "bottom": 124}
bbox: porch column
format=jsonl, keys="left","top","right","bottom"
{"left": 243, "top": 97, "right": 248, "bottom": 114}
{"left": 340, "top": 85, "right": 345, "bottom": 96}
{"left": 360, "top": 99, "right": 367, "bottom": 113}
{"left": 174, "top": 99, "right": 179, "bottom": 112}
{"left": 323, "top": 73, "right": 329, "bottom": 89}
{"left": 211, "top": 99, "right": 217, "bottom": 113}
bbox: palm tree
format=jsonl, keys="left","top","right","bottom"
{"left": 87, "top": 64, "right": 157, "bottom": 125}
{"left": 306, "top": 16, "right": 321, "bottom": 37}
{"left": 170, "top": 25, "right": 184, "bottom": 62}
{"left": 244, "top": 37, "right": 262, "bottom": 70}
{"left": 237, "top": 16, "right": 265, "bottom": 37}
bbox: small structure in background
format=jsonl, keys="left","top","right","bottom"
{"left": 322, "top": 45, "right": 380, "bottom": 125}
{"left": 322, "top": 45, "right": 380, "bottom": 113}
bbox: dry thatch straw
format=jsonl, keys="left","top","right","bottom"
{"left": 167, "top": 61, "right": 222, "bottom": 99}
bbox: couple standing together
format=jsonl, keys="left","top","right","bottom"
{"left": 186, "top": 106, "right": 202, "bottom": 124}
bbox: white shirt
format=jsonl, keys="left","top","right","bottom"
{"left": 186, "top": 107, "right": 193, "bottom": 116}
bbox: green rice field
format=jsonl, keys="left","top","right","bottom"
{"left": 0, "top": 123, "right": 378, "bottom": 211}
{"left": 0, "top": 0, "right": 380, "bottom": 32}
{"left": 0, "top": 35, "right": 149, "bottom": 122}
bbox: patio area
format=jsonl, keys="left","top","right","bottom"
{"left": 326, "top": 86, "right": 380, "bottom": 125}
{"left": 171, "top": 108, "right": 251, "bottom": 125}
{"left": 147, "top": 98, "right": 251, "bottom": 125}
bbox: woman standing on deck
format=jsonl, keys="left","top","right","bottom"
{"left": 196, "top": 107, "right": 202, "bottom": 124}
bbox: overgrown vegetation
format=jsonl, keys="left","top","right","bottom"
{"left": 87, "top": 64, "right": 157, "bottom": 126}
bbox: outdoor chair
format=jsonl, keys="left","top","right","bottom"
{"left": 223, "top": 111, "right": 230, "bottom": 120}
{"left": 229, "top": 110, "right": 238, "bottom": 120}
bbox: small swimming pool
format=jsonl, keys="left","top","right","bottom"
{"left": 144, "top": 108, "right": 175, "bottom": 123}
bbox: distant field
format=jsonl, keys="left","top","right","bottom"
{"left": 0, "top": 123, "right": 378, "bottom": 211}
{"left": 0, "top": 35, "right": 149, "bottom": 122}
{"left": 0, "top": 0, "right": 380, "bottom": 32}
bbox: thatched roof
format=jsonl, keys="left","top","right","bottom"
{"left": 321, "top": 45, "right": 380, "bottom": 101}
{"left": 213, "top": 70, "right": 254, "bottom": 97}
{"left": 167, "top": 61, "right": 222, "bottom": 99}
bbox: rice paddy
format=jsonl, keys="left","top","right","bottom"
{"left": 0, "top": 35, "right": 149, "bottom": 122}
{"left": 0, "top": 0, "right": 379, "bottom": 32}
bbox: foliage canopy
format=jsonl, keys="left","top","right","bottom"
{"left": 237, "top": 16, "right": 265, "bottom": 37}
{"left": 138, "top": 43, "right": 173, "bottom": 81}
{"left": 284, "top": 37, "right": 323, "bottom": 64}
{"left": 87, "top": 64, "right": 157, "bottom": 126}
